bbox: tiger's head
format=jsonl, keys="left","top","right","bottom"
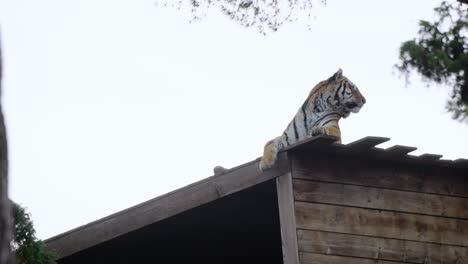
{"left": 325, "top": 69, "right": 366, "bottom": 118}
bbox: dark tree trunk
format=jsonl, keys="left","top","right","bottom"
{"left": 0, "top": 33, "right": 11, "bottom": 264}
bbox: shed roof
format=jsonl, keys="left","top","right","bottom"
{"left": 45, "top": 136, "right": 468, "bottom": 261}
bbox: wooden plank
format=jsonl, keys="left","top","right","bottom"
{"left": 291, "top": 155, "right": 468, "bottom": 198}
{"left": 299, "top": 252, "right": 407, "bottom": 264}
{"left": 286, "top": 135, "right": 466, "bottom": 171}
{"left": 382, "top": 145, "right": 417, "bottom": 157}
{"left": 295, "top": 202, "right": 468, "bottom": 246}
{"left": 453, "top": 159, "right": 468, "bottom": 169}
{"left": 436, "top": 159, "right": 454, "bottom": 167}
{"left": 417, "top": 153, "right": 443, "bottom": 161}
{"left": 343, "top": 136, "right": 390, "bottom": 151}
{"left": 45, "top": 155, "right": 290, "bottom": 259}
{"left": 283, "top": 135, "right": 338, "bottom": 152}
{"left": 293, "top": 180, "right": 468, "bottom": 219}
{"left": 298, "top": 230, "right": 468, "bottom": 263}
{"left": 276, "top": 173, "right": 300, "bottom": 264}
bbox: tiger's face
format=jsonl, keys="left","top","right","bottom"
{"left": 327, "top": 69, "right": 366, "bottom": 118}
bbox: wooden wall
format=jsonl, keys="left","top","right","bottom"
{"left": 288, "top": 153, "right": 468, "bottom": 264}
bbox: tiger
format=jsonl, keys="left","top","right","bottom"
{"left": 259, "top": 69, "right": 366, "bottom": 171}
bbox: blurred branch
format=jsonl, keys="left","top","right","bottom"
{"left": 0, "top": 30, "right": 12, "bottom": 264}
{"left": 157, "top": 0, "right": 327, "bottom": 34}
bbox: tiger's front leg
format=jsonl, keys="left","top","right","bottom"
{"left": 311, "top": 126, "right": 341, "bottom": 144}
{"left": 259, "top": 136, "right": 284, "bottom": 171}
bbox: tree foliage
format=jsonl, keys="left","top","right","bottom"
{"left": 397, "top": 1, "right": 468, "bottom": 122}
{"left": 12, "top": 203, "right": 56, "bottom": 264}
{"left": 158, "top": 0, "right": 326, "bottom": 34}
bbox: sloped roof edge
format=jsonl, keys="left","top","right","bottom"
{"left": 45, "top": 149, "right": 290, "bottom": 259}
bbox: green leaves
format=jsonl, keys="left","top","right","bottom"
{"left": 397, "top": 1, "right": 468, "bottom": 122}
{"left": 12, "top": 203, "right": 56, "bottom": 264}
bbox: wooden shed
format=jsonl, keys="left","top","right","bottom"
{"left": 45, "top": 136, "right": 468, "bottom": 263}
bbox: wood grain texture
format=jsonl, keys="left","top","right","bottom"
{"left": 299, "top": 252, "right": 407, "bottom": 264}
{"left": 46, "top": 155, "right": 290, "bottom": 259}
{"left": 291, "top": 155, "right": 468, "bottom": 198}
{"left": 295, "top": 202, "right": 468, "bottom": 246}
{"left": 293, "top": 180, "right": 468, "bottom": 219}
{"left": 277, "top": 173, "right": 300, "bottom": 264}
{"left": 298, "top": 230, "right": 468, "bottom": 263}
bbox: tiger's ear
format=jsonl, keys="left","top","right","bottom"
{"left": 328, "top": 69, "right": 343, "bottom": 82}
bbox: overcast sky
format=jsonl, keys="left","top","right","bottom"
{"left": 1, "top": 0, "right": 467, "bottom": 239}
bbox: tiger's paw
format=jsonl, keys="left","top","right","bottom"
{"left": 325, "top": 126, "right": 341, "bottom": 139}
{"left": 311, "top": 127, "right": 326, "bottom": 137}
{"left": 311, "top": 126, "right": 341, "bottom": 143}
{"left": 260, "top": 138, "right": 283, "bottom": 171}
{"left": 259, "top": 155, "right": 275, "bottom": 171}
{"left": 213, "top": 166, "right": 228, "bottom": 176}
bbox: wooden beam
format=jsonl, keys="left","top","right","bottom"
{"left": 276, "top": 173, "right": 299, "bottom": 264}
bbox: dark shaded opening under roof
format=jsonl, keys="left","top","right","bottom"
{"left": 58, "top": 179, "right": 283, "bottom": 263}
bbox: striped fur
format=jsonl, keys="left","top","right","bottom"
{"left": 259, "top": 69, "right": 366, "bottom": 171}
